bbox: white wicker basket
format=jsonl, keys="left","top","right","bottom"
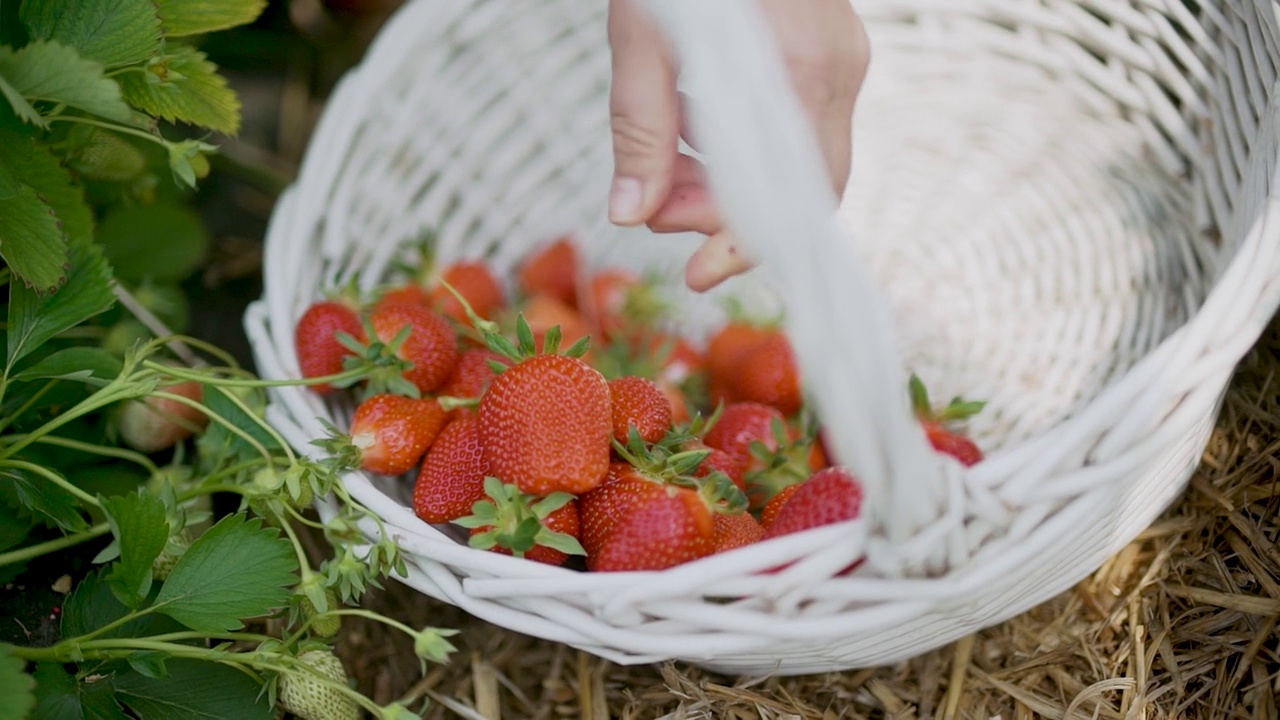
{"left": 244, "top": 0, "right": 1280, "bottom": 675}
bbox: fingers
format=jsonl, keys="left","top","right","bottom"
{"left": 607, "top": 0, "right": 681, "bottom": 226}
{"left": 646, "top": 154, "right": 719, "bottom": 235}
{"left": 685, "top": 232, "right": 755, "bottom": 292}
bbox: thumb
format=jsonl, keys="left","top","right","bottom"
{"left": 607, "top": 0, "right": 680, "bottom": 226}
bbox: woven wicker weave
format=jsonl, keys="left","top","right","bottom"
{"left": 244, "top": 0, "right": 1280, "bottom": 675}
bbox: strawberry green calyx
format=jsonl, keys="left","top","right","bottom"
{"left": 454, "top": 477, "right": 586, "bottom": 558}
{"left": 744, "top": 413, "right": 819, "bottom": 504}
{"left": 440, "top": 279, "right": 591, "bottom": 364}
{"left": 612, "top": 427, "right": 749, "bottom": 514}
{"left": 337, "top": 321, "right": 420, "bottom": 399}
{"left": 908, "top": 374, "right": 987, "bottom": 423}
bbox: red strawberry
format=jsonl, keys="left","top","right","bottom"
{"left": 658, "top": 380, "right": 692, "bottom": 426}
{"left": 909, "top": 375, "right": 986, "bottom": 467}
{"left": 702, "top": 402, "right": 786, "bottom": 467}
{"left": 348, "top": 394, "right": 447, "bottom": 475}
{"left": 759, "top": 483, "right": 800, "bottom": 530}
{"left": 609, "top": 376, "right": 672, "bottom": 445}
{"left": 413, "top": 416, "right": 488, "bottom": 524}
{"left": 686, "top": 442, "right": 746, "bottom": 493}
{"left": 650, "top": 333, "right": 704, "bottom": 386}
{"left": 369, "top": 303, "right": 460, "bottom": 395}
{"left": 706, "top": 322, "right": 774, "bottom": 398}
{"left": 456, "top": 478, "right": 585, "bottom": 567}
{"left": 518, "top": 236, "right": 580, "bottom": 308}
{"left": 589, "top": 482, "right": 715, "bottom": 572}
{"left": 729, "top": 332, "right": 802, "bottom": 416}
{"left": 374, "top": 283, "right": 430, "bottom": 311}
{"left": 438, "top": 348, "right": 506, "bottom": 419}
{"left": 712, "top": 512, "right": 764, "bottom": 553}
{"left": 480, "top": 352, "right": 611, "bottom": 496}
{"left": 578, "top": 463, "right": 653, "bottom": 558}
{"left": 429, "top": 261, "right": 505, "bottom": 328}
{"left": 585, "top": 268, "right": 642, "bottom": 340}
{"left": 764, "top": 467, "right": 863, "bottom": 539}
{"left": 295, "top": 300, "right": 364, "bottom": 394}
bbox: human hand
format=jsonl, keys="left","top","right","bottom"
{"left": 606, "top": 0, "right": 870, "bottom": 291}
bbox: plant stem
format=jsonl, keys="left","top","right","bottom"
{"left": 275, "top": 514, "right": 315, "bottom": 576}
{"left": 3, "top": 434, "right": 160, "bottom": 475}
{"left": 0, "top": 522, "right": 110, "bottom": 566}
{"left": 0, "top": 378, "right": 153, "bottom": 461}
{"left": 0, "top": 379, "right": 59, "bottom": 434}
{"left": 0, "top": 459, "right": 100, "bottom": 507}
{"left": 61, "top": 606, "right": 160, "bottom": 647}
{"left": 144, "top": 360, "right": 371, "bottom": 390}
{"left": 46, "top": 116, "right": 170, "bottom": 150}
{"left": 151, "top": 390, "right": 276, "bottom": 466}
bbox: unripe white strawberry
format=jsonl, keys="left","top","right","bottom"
{"left": 119, "top": 381, "right": 209, "bottom": 453}
{"left": 279, "top": 650, "right": 359, "bottom": 720}
{"left": 151, "top": 531, "right": 191, "bottom": 581}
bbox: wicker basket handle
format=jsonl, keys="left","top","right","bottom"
{"left": 638, "top": 0, "right": 947, "bottom": 554}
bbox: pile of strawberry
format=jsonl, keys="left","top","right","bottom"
{"left": 294, "top": 236, "right": 985, "bottom": 572}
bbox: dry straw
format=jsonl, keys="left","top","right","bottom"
{"left": 248, "top": 0, "right": 1280, "bottom": 680}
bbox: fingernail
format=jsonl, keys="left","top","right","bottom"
{"left": 609, "top": 176, "right": 643, "bottom": 224}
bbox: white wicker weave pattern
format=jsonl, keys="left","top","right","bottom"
{"left": 244, "top": 0, "right": 1280, "bottom": 674}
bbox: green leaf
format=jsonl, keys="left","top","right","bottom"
{"left": 62, "top": 569, "right": 184, "bottom": 640}
{"left": 12, "top": 347, "right": 124, "bottom": 384}
{"left": 7, "top": 238, "right": 116, "bottom": 370}
{"left": 114, "top": 659, "right": 271, "bottom": 720}
{"left": 155, "top": 0, "right": 267, "bottom": 37}
{"left": 0, "top": 41, "right": 131, "bottom": 122}
{"left": 0, "top": 182, "right": 68, "bottom": 292}
{"left": 0, "top": 74, "right": 43, "bottom": 127}
{"left": 2, "top": 467, "right": 89, "bottom": 532}
{"left": 31, "top": 662, "right": 128, "bottom": 720}
{"left": 20, "top": 0, "right": 162, "bottom": 67}
{"left": 0, "top": 645, "right": 37, "bottom": 720}
{"left": 0, "top": 504, "right": 34, "bottom": 552}
{"left": 101, "top": 490, "right": 169, "bottom": 608}
{"left": 125, "top": 652, "right": 168, "bottom": 679}
{"left": 96, "top": 202, "right": 209, "bottom": 284}
{"left": 152, "top": 513, "right": 296, "bottom": 632}
{"left": 2, "top": 116, "right": 94, "bottom": 245}
{"left": 118, "top": 45, "right": 239, "bottom": 135}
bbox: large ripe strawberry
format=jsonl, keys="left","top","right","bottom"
{"left": 909, "top": 375, "right": 986, "bottom": 467}
{"left": 456, "top": 477, "right": 585, "bottom": 566}
{"left": 764, "top": 467, "right": 864, "bottom": 539}
{"left": 344, "top": 394, "right": 446, "bottom": 475}
{"left": 374, "top": 282, "right": 430, "bottom": 312}
{"left": 729, "top": 332, "right": 802, "bottom": 416}
{"left": 437, "top": 348, "right": 506, "bottom": 420}
{"left": 712, "top": 512, "right": 765, "bottom": 553}
{"left": 692, "top": 443, "right": 746, "bottom": 493}
{"left": 609, "top": 376, "right": 672, "bottom": 445}
{"left": 517, "top": 235, "right": 580, "bottom": 308}
{"left": 583, "top": 268, "right": 668, "bottom": 342}
{"left": 368, "top": 302, "right": 460, "bottom": 395}
{"left": 590, "top": 482, "right": 715, "bottom": 572}
{"left": 659, "top": 380, "right": 692, "bottom": 427}
{"left": 470, "top": 314, "right": 610, "bottom": 496}
{"left": 759, "top": 483, "right": 800, "bottom": 530}
{"left": 429, "top": 261, "right": 506, "bottom": 328}
{"left": 414, "top": 416, "right": 488, "bottom": 524}
{"left": 295, "top": 299, "right": 365, "bottom": 394}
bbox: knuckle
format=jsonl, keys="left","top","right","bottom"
{"left": 610, "top": 112, "right": 670, "bottom": 159}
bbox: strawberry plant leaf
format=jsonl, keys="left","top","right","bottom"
{"left": 0, "top": 645, "right": 37, "bottom": 720}
{"left": 101, "top": 490, "right": 170, "bottom": 608}
{"left": 11, "top": 346, "right": 124, "bottom": 385}
{"left": 0, "top": 40, "right": 132, "bottom": 123}
{"left": 118, "top": 45, "right": 240, "bottom": 135}
{"left": 31, "top": 662, "right": 129, "bottom": 720}
{"left": 2, "top": 113, "right": 94, "bottom": 244}
{"left": 62, "top": 569, "right": 185, "bottom": 640}
{"left": 114, "top": 659, "right": 272, "bottom": 720}
{"left": 7, "top": 238, "right": 115, "bottom": 370}
{"left": 151, "top": 513, "right": 297, "bottom": 632}
{"left": 0, "top": 74, "right": 43, "bottom": 127}
{"left": 194, "top": 384, "right": 279, "bottom": 469}
{"left": 2, "top": 467, "right": 89, "bottom": 532}
{"left": 19, "top": 0, "right": 162, "bottom": 68}
{"left": 97, "top": 201, "right": 210, "bottom": 284}
{"left": 126, "top": 651, "right": 170, "bottom": 679}
{"left": 154, "top": 0, "right": 268, "bottom": 37}
{"left": 0, "top": 182, "right": 68, "bottom": 292}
